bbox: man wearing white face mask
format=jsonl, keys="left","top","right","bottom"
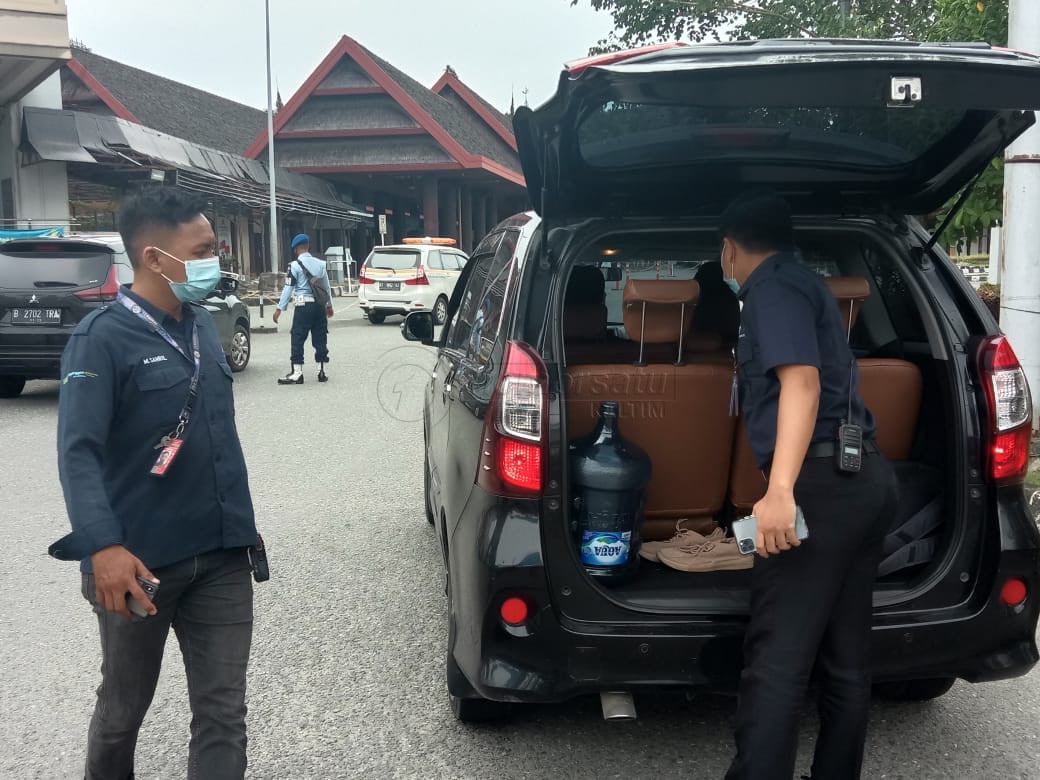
{"left": 49, "top": 186, "right": 262, "bottom": 779}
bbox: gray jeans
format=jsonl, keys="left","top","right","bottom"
{"left": 81, "top": 547, "right": 254, "bottom": 780}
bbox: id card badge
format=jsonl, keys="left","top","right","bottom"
{"left": 150, "top": 437, "right": 184, "bottom": 477}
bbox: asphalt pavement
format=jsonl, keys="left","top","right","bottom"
{"left": 1, "top": 301, "right": 1038, "bottom": 779}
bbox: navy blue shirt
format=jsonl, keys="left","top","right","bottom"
{"left": 737, "top": 253, "right": 875, "bottom": 468}
{"left": 51, "top": 286, "right": 257, "bottom": 572}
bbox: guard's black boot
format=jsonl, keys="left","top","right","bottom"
{"left": 318, "top": 364, "right": 328, "bottom": 383}
{"left": 278, "top": 364, "right": 305, "bottom": 385}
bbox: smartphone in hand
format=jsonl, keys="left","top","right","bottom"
{"left": 732, "top": 506, "right": 809, "bottom": 555}
{"left": 127, "top": 575, "right": 159, "bottom": 619}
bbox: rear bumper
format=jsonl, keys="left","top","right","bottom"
{"left": 449, "top": 499, "right": 1040, "bottom": 704}
{"left": 460, "top": 571, "right": 1039, "bottom": 704}
{"left": 358, "top": 288, "right": 434, "bottom": 317}
{"left": 0, "top": 336, "right": 68, "bottom": 378}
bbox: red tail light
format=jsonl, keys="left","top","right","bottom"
{"left": 1000, "top": 577, "right": 1028, "bottom": 606}
{"left": 477, "top": 341, "right": 547, "bottom": 497}
{"left": 500, "top": 596, "right": 529, "bottom": 626}
{"left": 358, "top": 264, "right": 375, "bottom": 285}
{"left": 75, "top": 266, "right": 120, "bottom": 302}
{"left": 404, "top": 266, "right": 430, "bottom": 286}
{"left": 977, "top": 335, "right": 1033, "bottom": 485}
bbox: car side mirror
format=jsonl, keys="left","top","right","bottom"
{"left": 402, "top": 311, "right": 435, "bottom": 344}
{"left": 219, "top": 275, "right": 239, "bottom": 294}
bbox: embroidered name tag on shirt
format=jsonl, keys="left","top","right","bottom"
{"left": 143, "top": 354, "right": 168, "bottom": 365}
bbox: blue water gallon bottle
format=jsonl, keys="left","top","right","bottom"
{"left": 570, "top": 400, "right": 652, "bottom": 584}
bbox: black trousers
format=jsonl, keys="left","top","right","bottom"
{"left": 82, "top": 548, "right": 254, "bottom": 780}
{"left": 290, "top": 302, "right": 328, "bottom": 365}
{"left": 726, "top": 452, "right": 897, "bottom": 780}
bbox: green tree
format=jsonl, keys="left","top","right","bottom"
{"left": 575, "top": 0, "right": 1010, "bottom": 248}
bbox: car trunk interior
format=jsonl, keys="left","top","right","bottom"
{"left": 557, "top": 223, "right": 956, "bottom": 614}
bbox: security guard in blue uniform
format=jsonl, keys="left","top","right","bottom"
{"left": 273, "top": 233, "right": 334, "bottom": 384}
{"left": 48, "top": 186, "right": 261, "bottom": 780}
{"left": 720, "top": 193, "right": 897, "bottom": 780}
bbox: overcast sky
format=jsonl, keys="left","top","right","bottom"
{"left": 65, "top": 0, "right": 618, "bottom": 114}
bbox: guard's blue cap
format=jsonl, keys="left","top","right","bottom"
{"left": 291, "top": 233, "right": 310, "bottom": 249}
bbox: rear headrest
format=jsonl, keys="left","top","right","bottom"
{"left": 824, "top": 275, "right": 871, "bottom": 334}
{"left": 564, "top": 266, "right": 608, "bottom": 342}
{"left": 565, "top": 265, "right": 606, "bottom": 305}
{"left": 564, "top": 304, "right": 609, "bottom": 342}
{"left": 622, "top": 279, "right": 699, "bottom": 344}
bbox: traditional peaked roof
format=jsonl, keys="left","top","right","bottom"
{"left": 431, "top": 67, "right": 516, "bottom": 152}
{"left": 65, "top": 48, "right": 266, "bottom": 155}
{"left": 243, "top": 36, "right": 522, "bottom": 186}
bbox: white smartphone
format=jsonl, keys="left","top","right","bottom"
{"left": 732, "top": 506, "right": 809, "bottom": 555}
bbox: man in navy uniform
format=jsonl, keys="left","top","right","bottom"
{"left": 720, "top": 193, "right": 897, "bottom": 780}
{"left": 49, "top": 186, "right": 260, "bottom": 780}
{"left": 273, "top": 233, "right": 334, "bottom": 384}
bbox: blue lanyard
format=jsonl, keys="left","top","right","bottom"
{"left": 117, "top": 292, "right": 201, "bottom": 435}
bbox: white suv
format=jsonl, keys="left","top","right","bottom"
{"left": 358, "top": 238, "right": 468, "bottom": 325}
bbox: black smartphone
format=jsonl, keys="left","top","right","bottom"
{"left": 127, "top": 575, "right": 159, "bottom": 619}
{"left": 249, "top": 535, "right": 270, "bottom": 583}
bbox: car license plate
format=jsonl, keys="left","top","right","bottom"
{"left": 379, "top": 281, "right": 401, "bottom": 291}
{"left": 11, "top": 307, "right": 61, "bottom": 325}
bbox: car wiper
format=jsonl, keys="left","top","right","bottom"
{"left": 34, "top": 280, "right": 79, "bottom": 287}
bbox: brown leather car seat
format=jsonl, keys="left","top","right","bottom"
{"left": 728, "top": 275, "right": 924, "bottom": 512}
{"left": 823, "top": 277, "right": 923, "bottom": 460}
{"left": 563, "top": 265, "right": 644, "bottom": 365}
{"left": 567, "top": 278, "right": 736, "bottom": 540}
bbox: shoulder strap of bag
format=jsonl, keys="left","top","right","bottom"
{"left": 295, "top": 258, "right": 315, "bottom": 283}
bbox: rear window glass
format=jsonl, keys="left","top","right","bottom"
{"left": 366, "top": 249, "right": 420, "bottom": 270}
{"left": 578, "top": 103, "right": 966, "bottom": 169}
{"left": 569, "top": 231, "right": 925, "bottom": 352}
{"left": 0, "top": 249, "right": 111, "bottom": 290}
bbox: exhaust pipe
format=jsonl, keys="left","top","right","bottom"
{"left": 600, "top": 691, "right": 637, "bottom": 721}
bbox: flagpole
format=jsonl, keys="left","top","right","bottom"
{"left": 265, "top": 0, "right": 279, "bottom": 277}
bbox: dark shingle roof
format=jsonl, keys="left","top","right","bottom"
{"left": 451, "top": 79, "right": 513, "bottom": 134}
{"left": 70, "top": 49, "right": 266, "bottom": 155}
{"left": 361, "top": 47, "right": 520, "bottom": 173}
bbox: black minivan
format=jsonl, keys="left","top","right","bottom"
{"left": 402, "top": 40, "right": 1040, "bottom": 722}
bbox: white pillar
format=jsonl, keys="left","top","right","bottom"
{"left": 1002, "top": 0, "right": 1040, "bottom": 429}
{"left": 10, "top": 74, "right": 69, "bottom": 228}
{"left": 988, "top": 226, "right": 1002, "bottom": 286}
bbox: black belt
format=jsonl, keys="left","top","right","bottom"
{"left": 804, "top": 439, "right": 878, "bottom": 460}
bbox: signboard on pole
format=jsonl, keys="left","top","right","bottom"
{"left": 378, "top": 214, "right": 387, "bottom": 245}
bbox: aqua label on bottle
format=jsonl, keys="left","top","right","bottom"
{"left": 581, "top": 530, "right": 632, "bottom": 566}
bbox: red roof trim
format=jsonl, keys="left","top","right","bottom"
{"left": 277, "top": 128, "right": 426, "bottom": 140}
{"left": 244, "top": 38, "right": 351, "bottom": 158}
{"left": 245, "top": 35, "right": 473, "bottom": 165}
{"left": 67, "top": 58, "right": 140, "bottom": 123}
{"left": 473, "top": 156, "right": 526, "bottom": 187}
{"left": 312, "top": 86, "right": 386, "bottom": 96}
{"left": 431, "top": 70, "right": 517, "bottom": 152}
{"left": 291, "top": 158, "right": 523, "bottom": 186}
{"left": 289, "top": 163, "right": 464, "bottom": 174}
